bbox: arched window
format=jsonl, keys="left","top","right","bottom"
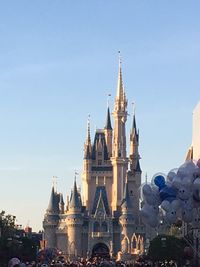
{"left": 131, "top": 234, "right": 137, "bottom": 249}
{"left": 102, "top": 221, "right": 108, "bottom": 232}
{"left": 93, "top": 221, "right": 100, "bottom": 232}
{"left": 138, "top": 236, "right": 144, "bottom": 253}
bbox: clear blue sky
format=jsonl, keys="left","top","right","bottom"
{"left": 0, "top": 1, "right": 200, "bottom": 231}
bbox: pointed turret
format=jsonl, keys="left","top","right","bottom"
{"left": 121, "top": 182, "right": 132, "bottom": 211}
{"left": 47, "top": 186, "right": 59, "bottom": 214}
{"left": 104, "top": 105, "right": 113, "bottom": 158}
{"left": 130, "top": 111, "right": 141, "bottom": 172}
{"left": 66, "top": 179, "right": 83, "bottom": 259}
{"left": 120, "top": 181, "right": 134, "bottom": 246}
{"left": 105, "top": 107, "right": 112, "bottom": 130}
{"left": 116, "top": 54, "right": 124, "bottom": 101}
{"left": 69, "top": 179, "right": 82, "bottom": 210}
{"left": 43, "top": 186, "right": 59, "bottom": 248}
{"left": 114, "top": 52, "right": 127, "bottom": 112}
{"left": 111, "top": 53, "right": 129, "bottom": 211}
{"left": 127, "top": 111, "right": 142, "bottom": 222}
{"left": 84, "top": 116, "right": 92, "bottom": 159}
{"left": 130, "top": 114, "right": 139, "bottom": 143}
{"left": 135, "top": 159, "right": 142, "bottom": 173}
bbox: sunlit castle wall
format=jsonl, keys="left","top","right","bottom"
{"left": 192, "top": 102, "right": 200, "bottom": 161}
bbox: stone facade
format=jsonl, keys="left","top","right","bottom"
{"left": 43, "top": 58, "right": 145, "bottom": 259}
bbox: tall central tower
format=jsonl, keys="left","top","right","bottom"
{"left": 111, "top": 56, "right": 129, "bottom": 212}
{"left": 43, "top": 55, "right": 144, "bottom": 259}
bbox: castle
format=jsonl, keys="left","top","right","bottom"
{"left": 43, "top": 58, "right": 145, "bottom": 259}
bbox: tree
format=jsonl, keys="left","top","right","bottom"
{"left": 0, "top": 210, "right": 17, "bottom": 265}
{"left": 0, "top": 210, "right": 16, "bottom": 239}
{"left": 148, "top": 235, "right": 187, "bottom": 263}
{"left": 0, "top": 211, "right": 39, "bottom": 264}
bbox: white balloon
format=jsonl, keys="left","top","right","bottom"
{"left": 192, "top": 208, "right": 200, "bottom": 228}
{"left": 166, "top": 169, "right": 178, "bottom": 186}
{"left": 140, "top": 203, "right": 159, "bottom": 227}
{"left": 177, "top": 160, "right": 196, "bottom": 179}
{"left": 181, "top": 198, "right": 193, "bottom": 223}
{"left": 182, "top": 209, "right": 193, "bottom": 223}
{"left": 193, "top": 178, "right": 200, "bottom": 189}
{"left": 161, "top": 200, "right": 180, "bottom": 224}
{"left": 141, "top": 183, "right": 161, "bottom": 205}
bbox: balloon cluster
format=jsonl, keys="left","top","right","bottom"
{"left": 140, "top": 160, "right": 200, "bottom": 227}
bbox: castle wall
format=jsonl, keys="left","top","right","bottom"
{"left": 56, "top": 232, "right": 68, "bottom": 254}
{"left": 67, "top": 222, "right": 83, "bottom": 257}
{"left": 44, "top": 225, "right": 57, "bottom": 248}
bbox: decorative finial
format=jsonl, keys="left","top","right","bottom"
{"left": 132, "top": 102, "right": 136, "bottom": 116}
{"left": 118, "top": 50, "right": 122, "bottom": 65}
{"left": 145, "top": 173, "right": 148, "bottom": 184}
{"left": 87, "top": 114, "right": 91, "bottom": 142}
{"left": 52, "top": 176, "right": 58, "bottom": 191}
{"left": 116, "top": 51, "right": 124, "bottom": 100}
{"left": 107, "top": 93, "right": 111, "bottom": 108}
{"left": 74, "top": 170, "right": 79, "bottom": 182}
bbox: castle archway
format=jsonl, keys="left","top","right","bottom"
{"left": 92, "top": 243, "right": 110, "bottom": 259}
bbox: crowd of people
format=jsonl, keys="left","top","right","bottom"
{"left": 6, "top": 257, "right": 189, "bottom": 267}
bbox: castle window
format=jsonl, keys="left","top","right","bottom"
{"left": 93, "top": 221, "right": 100, "bottom": 232}
{"left": 130, "top": 190, "right": 133, "bottom": 196}
{"left": 98, "top": 152, "right": 102, "bottom": 157}
{"left": 102, "top": 221, "right": 108, "bottom": 232}
{"left": 98, "top": 160, "right": 102, "bottom": 165}
{"left": 132, "top": 235, "right": 137, "bottom": 249}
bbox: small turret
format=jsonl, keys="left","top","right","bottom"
{"left": 120, "top": 181, "right": 134, "bottom": 255}
{"left": 66, "top": 179, "right": 83, "bottom": 259}
{"left": 69, "top": 179, "right": 82, "bottom": 212}
{"left": 43, "top": 185, "right": 60, "bottom": 249}
{"left": 121, "top": 181, "right": 133, "bottom": 213}
{"left": 129, "top": 112, "right": 141, "bottom": 172}
{"left": 47, "top": 186, "right": 59, "bottom": 214}
{"left": 135, "top": 159, "right": 142, "bottom": 173}
{"left": 105, "top": 107, "right": 112, "bottom": 130}
{"left": 104, "top": 107, "right": 113, "bottom": 157}
{"left": 84, "top": 116, "right": 92, "bottom": 159}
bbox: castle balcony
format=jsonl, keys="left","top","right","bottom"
{"left": 91, "top": 232, "right": 111, "bottom": 238}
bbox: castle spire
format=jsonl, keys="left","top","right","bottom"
{"left": 86, "top": 114, "right": 91, "bottom": 144}
{"left": 130, "top": 105, "right": 141, "bottom": 172}
{"left": 105, "top": 107, "right": 112, "bottom": 130}
{"left": 130, "top": 103, "right": 138, "bottom": 141}
{"left": 69, "top": 178, "right": 81, "bottom": 210}
{"left": 84, "top": 115, "right": 92, "bottom": 159}
{"left": 111, "top": 53, "right": 128, "bottom": 211}
{"left": 121, "top": 181, "right": 132, "bottom": 210}
{"left": 47, "top": 186, "right": 59, "bottom": 214}
{"left": 116, "top": 51, "right": 124, "bottom": 101}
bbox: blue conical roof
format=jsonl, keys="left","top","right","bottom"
{"left": 47, "top": 186, "right": 59, "bottom": 214}
{"left": 69, "top": 180, "right": 81, "bottom": 209}
{"left": 105, "top": 107, "right": 112, "bottom": 130}
{"left": 135, "top": 159, "right": 142, "bottom": 173}
{"left": 131, "top": 114, "right": 139, "bottom": 142}
{"left": 121, "top": 182, "right": 132, "bottom": 210}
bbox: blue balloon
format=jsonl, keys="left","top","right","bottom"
{"left": 154, "top": 175, "right": 166, "bottom": 190}
{"left": 160, "top": 186, "right": 177, "bottom": 202}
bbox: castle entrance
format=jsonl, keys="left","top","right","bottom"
{"left": 92, "top": 243, "right": 110, "bottom": 259}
